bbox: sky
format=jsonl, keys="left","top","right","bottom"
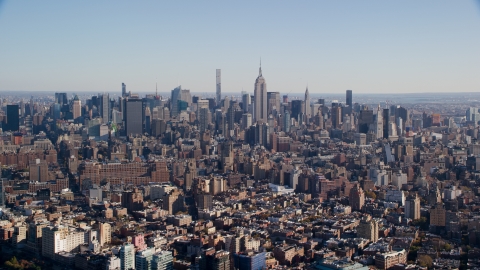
{"left": 0, "top": 1, "right": 479, "bottom": 95}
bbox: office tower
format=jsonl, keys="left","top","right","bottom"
{"left": 283, "top": 111, "right": 291, "bottom": 132}
{"left": 267, "top": 91, "right": 280, "bottom": 116}
{"left": 120, "top": 243, "right": 135, "bottom": 270}
{"left": 216, "top": 69, "right": 221, "bottom": 103}
{"left": 210, "top": 177, "right": 226, "bottom": 195}
{"left": 170, "top": 86, "right": 182, "bottom": 117}
{"left": 99, "top": 93, "right": 110, "bottom": 124}
{"left": 242, "top": 113, "right": 252, "bottom": 130}
{"left": 233, "top": 251, "right": 267, "bottom": 270}
{"left": 357, "top": 217, "right": 379, "bottom": 243}
{"left": 125, "top": 98, "right": 144, "bottom": 137}
{"left": 198, "top": 107, "right": 211, "bottom": 133}
{"left": 122, "top": 82, "right": 127, "bottom": 97}
{"left": 346, "top": 90, "right": 353, "bottom": 107}
{"left": 291, "top": 100, "right": 303, "bottom": 121}
{"left": 72, "top": 95, "right": 81, "bottom": 120}
{"left": 145, "top": 106, "right": 151, "bottom": 134}
{"left": 152, "top": 250, "right": 173, "bottom": 270}
{"left": 242, "top": 92, "right": 251, "bottom": 113}
{"left": 304, "top": 87, "right": 311, "bottom": 121}
{"left": 383, "top": 109, "right": 389, "bottom": 139}
{"left": 405, "top": 193, "right": 421, "bottom": 220}
{"left": 136, "top": 247, "right": 155, "bottom": 270}
{"left": 29, "top": 159, "right": 48, "bottom": 182}
{"left": 55, "top": 93, "right": 68, "bottom": 105}
{"left": 358, "top": 109, "right": 373, "bottom": 134}
{"left": 349, "top": 184, "right": 365, "bottom": 211}
{"left": 331, "top": 103, "right": 342, "bottom": 129}
{"left": 375, "top": 105, "right": 383, "bottom": 139}
{"left": 254, "top": 121, "right": 268, "bottom": 148}
{"left": 6, "top": 105, "right": 19, "bottom": 131}
{"left": 254, "top": 64, "right": 267, "bottom": 123}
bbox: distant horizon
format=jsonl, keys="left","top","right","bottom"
{"left": 1, "top": 1, "right": 479, "bottom": 94}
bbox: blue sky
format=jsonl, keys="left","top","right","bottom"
{"left": 0, "top": 1, "right": 479, "bottom": 94}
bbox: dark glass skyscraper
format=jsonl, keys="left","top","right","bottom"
{"left": 6, "top": 105, "right": 19, "bottom": 131}
{"left": 346, "top": 90, "right": 353, "bottom": 107}
{"left": 124, "top": 99, "right": 144, "bottom": 137}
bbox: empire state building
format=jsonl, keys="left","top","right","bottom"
{"left": 254, "top": 64, "right": 267, "bottom": 123}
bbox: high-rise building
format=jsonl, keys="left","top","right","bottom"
{"left": 283, "top": 111, "right": 291, "bottom": 133}
{"left": 291, "top": 100, "right": 303, "bottom": 121}
{"left": 198, "top": 106, "right": 211, "bottom": 133}
{"left": 55, "top": 93, "right": 68, "bottom": 106}
{"left": 216, "top": 69, "right": 221, "bottom": 103}
{"left": 430, "top": 203, "right": 446, "bottom": 227}
{"left": 0, "top": 178, "right": 5, "bottom": 208}
{"left": 200, "top": 248, "right": 230, "bottom": 270}
{"left": 349, "top": 184, "right": 365, "bottom": 211}
{"left": 122, "top": 82, "right": 127, "bottom": 97}
{"left": 136, "top": 247, "right": 155, "bottom": 270}
{"left": 152, "top": 250, "right": 173, "bottom": 270}
{"left": 29, "top": 159, "right": 48, "bottom": 182}
{"left": 405, "top": 193, "right": 421, "bottom": 220}
{"left": 242, "top": 113, "right": 252, "bottom": 130}
{"left": 382, "top": 109, "right": 389, "bottom": 139}
{"left": 346, "top": 90, "right": 353, "bottom": 107}
{"left": 357, "top": 217, "right": 379, "bottom": 243}
{"left": 72, "top": 95, "right": 82, "bottom": 120}
{"left": 42, "top": 225, "right": 87, "bottom": 260}
{"left": 267, "top": 92, "right": 280, "bottom": 116}
{"left": 125, "top": 99, "right": 144, "bottom": 137}
{"left": 233, "top": 251, "right": 267, "bottom": 270}
{"left": 375, "top": 105, "right": 383, "bottom": 139}
{"left": 304, "top": 87, "right": 311, "bottom": 121}
{"left": 99, "top": 93, "right": 110, "bottom": 124}
{"left": 6, "top": 105, "right": 19, "bottom": 131}
{"left": 99, "top": 223, "right": 111, "bottom": 247}
{"left": 242, "top": 92, "right": 251, "bottom": 113}
{"left": 120, "top": 243, "right": 135, "bottom": 270}
{"left": 254, "top": 64, "right": 267, "bottom": 123}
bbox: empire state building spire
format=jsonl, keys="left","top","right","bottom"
{"left": 259, "top": 58, "right": 262, "bottom": 77}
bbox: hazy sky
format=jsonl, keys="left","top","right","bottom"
{"left": 0, "top": 1, "right": 479, "bottom": 94}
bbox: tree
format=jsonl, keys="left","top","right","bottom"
{"left": 365, "top": 191, "right": 376, "bottom": 200}
{"left": 417, "top": 255, "right": 433, "bottom": 268}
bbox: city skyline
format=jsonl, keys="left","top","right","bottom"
{"left": 0, "top": 1, "right": 479, "bottom": 93}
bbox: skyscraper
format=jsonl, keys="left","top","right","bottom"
{"left": 122, "top": 82, "right": 127, "bottom": 97}
{"left": 6, "top": 105, "right": 19, "bottom": 131}
{"left": 405, "top": 193, "right": 421, "bottom": 220}
{"left": 346, "top": 90, "right": 353, "bottom": 107}
{"left": 99, "top": 93, "right": 110, "bottom": 124}
{"left": 216, "top": 69, "right": 221, "bottom": 103}
{"left": 349, "top": 184, "right": 365, "bottom": 211}
{"left": 120, "top": 243, "right": 135, "bottom": 270}
{"left": 304, "top": 87, "right": 311, "bottom": 121}
{"left": 72, "top": 95, "right": 81, "bottom": 120}
{"left": 242, "top": 92, "right": 251, "bottom": 113}
{"left": 125, "top": 99, "right": 145, "bottom": 137}
{"left": 254, "top": 64, "right": 267, "bottom": 123}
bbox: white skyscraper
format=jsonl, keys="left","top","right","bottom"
{"left": 254, "top": 63, "right": 267, "bottom": 123}
{"left": 304, "top": 87, "right": 311, "bottom": 122}
{"left": 216, "top": 69, "right": 221, "bottom": 103}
